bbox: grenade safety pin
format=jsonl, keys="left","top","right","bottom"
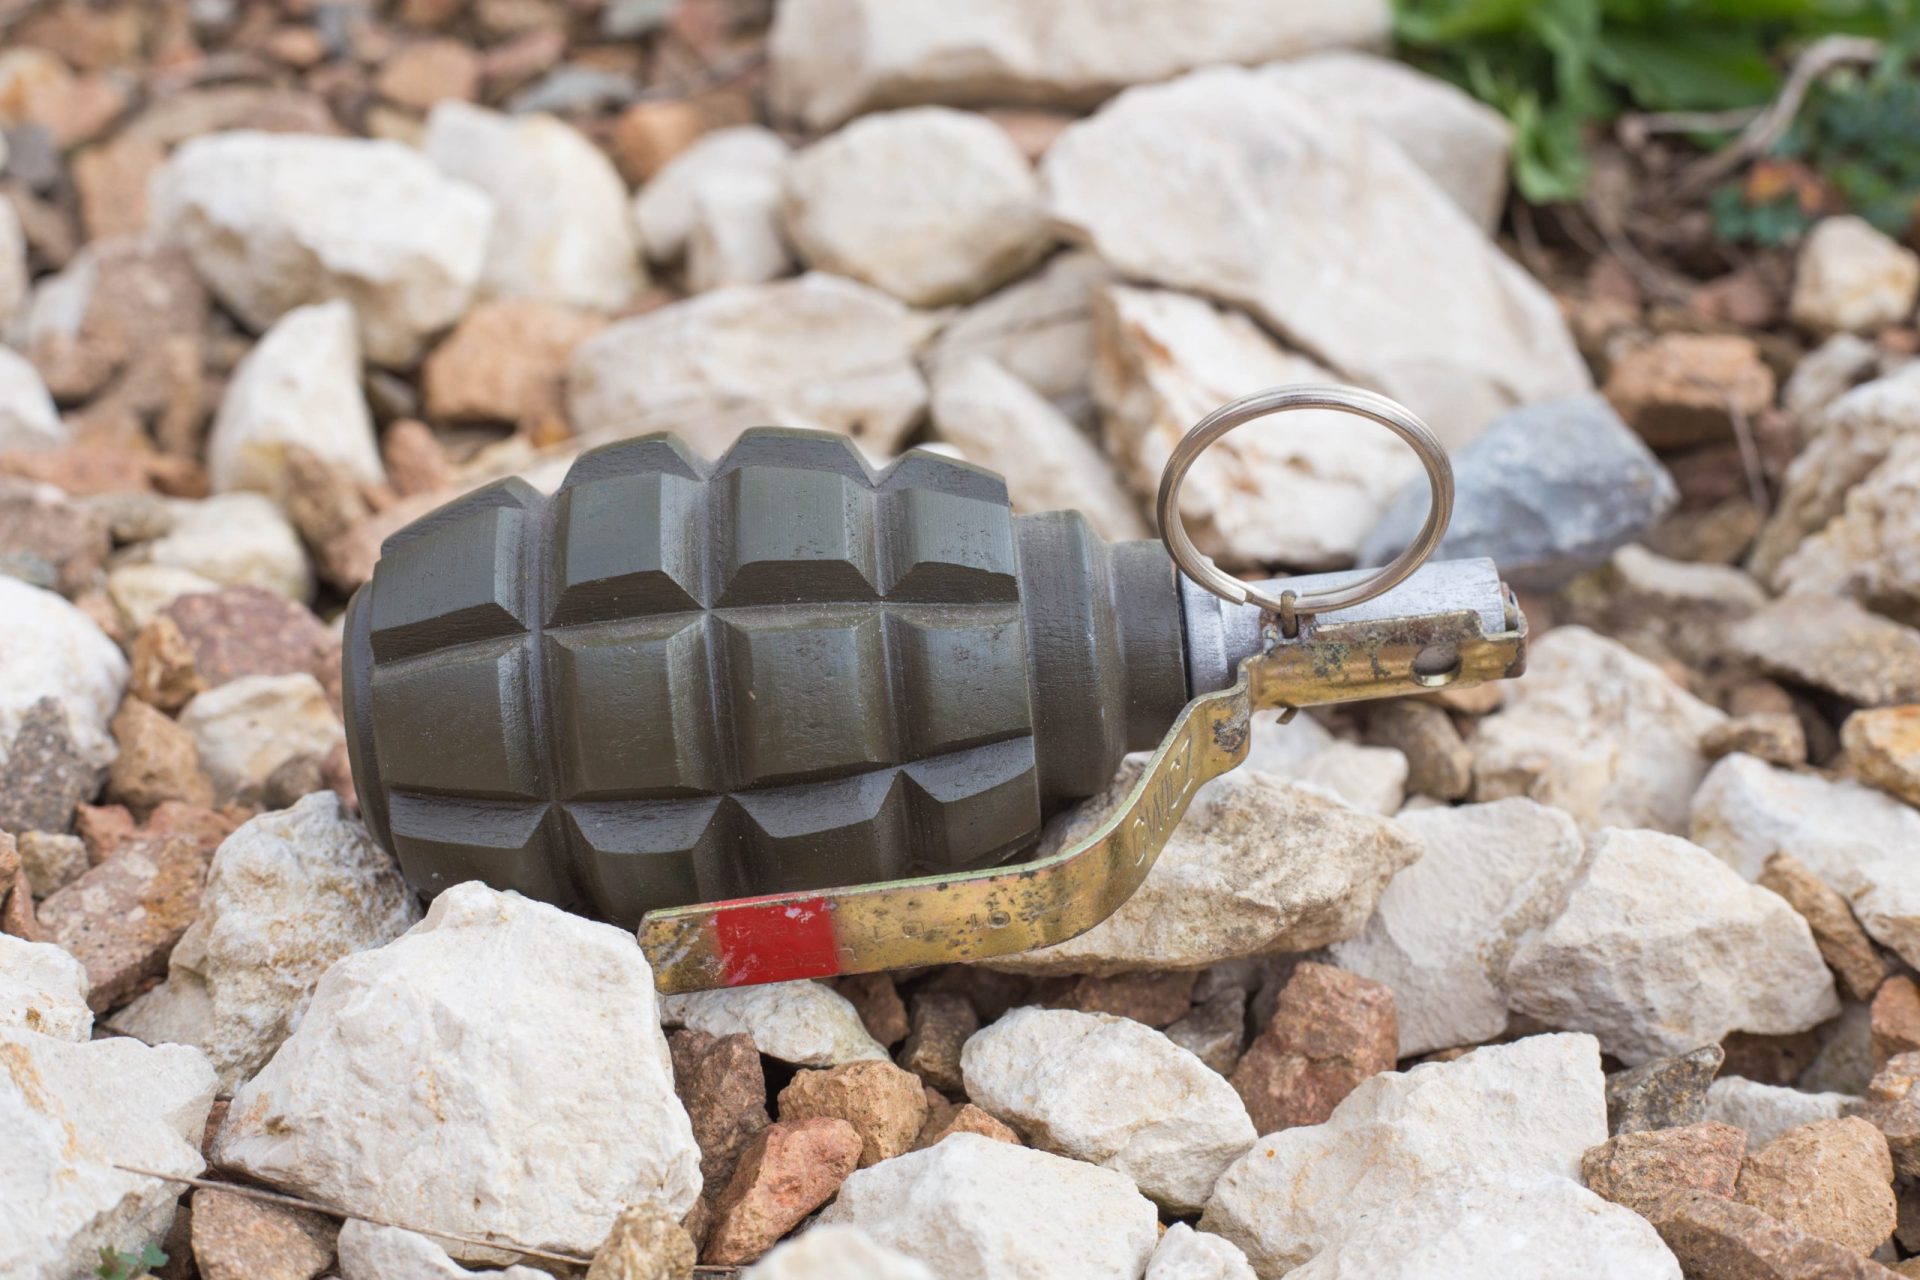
{"left": 341, "top": 385, "right": 1527, "bottom": 993}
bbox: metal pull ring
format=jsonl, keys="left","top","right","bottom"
{"left": 1156, "top": 384, "right": 1454, "bottom": 619}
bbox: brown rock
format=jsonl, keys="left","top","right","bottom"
{"left": 611, "top": 99, "right": 707, "bottom": 184}
{"left": 1361, "top": 699, "right": 1473, "bottom": 801}
{"left": 1876, "top": 978, "right": 1920, "bottom": 1067}
{"left": 0, "top": 697, "right": 98, "bottom": 835}
{"left": 586, "top": 1200, "right": 697, "bottom": 1280}
{"left": 913, "top": 1102, "right": 1020, "bottom": 1152}
{"left": 1604, "top": 333, "right": 1778, "bottom": 450}
{"left": 1851, "top": 1053, "right": 1920, "bottom": 1180}
{"left": 1845, "top": 707, "right": 1920, "bottom": 809}
{"left": 1736, "top": 1116, "right": 1896, "bottom": 1256}
{"left": 282, "top": 446, "right": 374, "bottom": 559}
{"left": 0, "top": 477, "right": 111, "bottom": 597}
{"left": 36, "top": 833, "right": 212, "bottom": 1010}
{"left": 1759, "top": 852, "right": 1889, "bottom": 1002}
{"left": 1649, "top": 1189, "right": 1900, "bottom": 1279}
{"left": 1229, "top": 962, "right": 1397, "bottom": 1133}
{"left": 376, "top": 38, "right": 481, "bottom": 110}
{"left": 0, "top": 832, "right": 42, "bottom": 940}
{"left": 73, "top": 134, "right": 163, "bottom": 240}
{"left": 318, "top": 489, "right": 447, "bottom": 591}
{"left": 1704, "top": 713, "right": 1809, "bottom": 767}
{"left": 1608, "top": 1044, "right": 1725, "bottom": 1135}
{"left": 703, "top": 1117, "right": 862, "bottom": 1265}
{"left": 1582, "top": 1121, "right": 1747, "bottom": 1216}
{"left": 983, "top": 108, "right": 1074, "bottom": 163}
{"left": 920, "top": 966, "right": 1036, "bottom": 1024}
{"left": 777, "top": 1059, "right": 928, "bottom": 1169}
{"left": 106, "top": 697, "right": 213, "bottom": 816}
{"left": 835, "top": 972, "right": 909, "bottom": 1047}
{"left": 120, "top": 86, "right": 341, "bottom": 149}
{"left": 1056, "top": 970, "right": 1197, "bottom": 1028}
{"left": 380, "top": 419, "right": 452, "bottom": 498}
{"left": 190, "top": 1186, "right": 337, "bottom": 1280}
{"left": 162, "top": 587, "right": 335, "bottom": 691}
{"left": 129, "top": 614, "right": 209, "bottom": 713}
{"left": 72, "top": 801, "right": 134, "bottom": 862}
{"left": 897, "top": 991, "right": 977, "bottom": 1096}
{"left": 421, "top": 299, "right": 606, "bottom": 428}
{"left": 1723, "top": 1030, "right": 1821, "bottom": 1087}
{"left": 668, "top": 1028, "right": 770, "bottom": 1193}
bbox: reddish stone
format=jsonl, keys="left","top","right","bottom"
{"left": 1057, "top": 970, "right": 1197, "bottom": 1028}
{"left": 37, "top": 833, "right": 212, "bottom": 1010}
{"left": 162, "top": 587, "right": 335, "bottom": 692}
{"left": 1736, "top": 1116, "right": 1896, "bottom": 1256}
{"left": 1229, "top": 962, "right": 1397, "bottom": 1133}
{"left": 106, "top": 697, "right": 213, "bottom": 817}
{"left": 703, "top": 1117, "right": 862, "bottom": 1265}
{"left": 1604, "top": 333, "right": 1777, "bottom": 450}
{"left": 1582, "top": 1122, "right": 1747, "bottom": 1217}
{"left": 128, "top": 615, "right": 209, "bottom": 713}
{"left": 190, "top": 1187, "right": 337, "bottom": 1280}
{"left": 1874, "top": 977, "right": 1920, "bottom": 1067}
{"left": 0, "top": 477, "right": 110, "bottom": 597}
{"left": 914, "top": 1102, "right": 1021, "bottom": 1152}
{"left": 376, "top": 38, "right": 480, "bottom": 109}
{"left": 835, "top": 972, "right": 909, "bottom": 1047}
{"left": 777, "top": 1060, "right": 928, "bottom": 1169}
{"left": 1722, "top": 1030, "right": 1821, "bottom": 1086}
{"left": 380, "top": 419, "right": 452, "bottom": 498}
{"left": 669, "top": 1028, "right": 770, "bottom": 1193}
{"left": 1650, "top": 1189, "right": 1900, "bottom": 1280}
{"left": 421, "top": 299, "right": 606, "bottom": 428}
{"left": 0, "top": 833, "right": 44, "bottom": 941}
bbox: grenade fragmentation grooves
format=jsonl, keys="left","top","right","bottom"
{"left": 343, "top": 428, "right": 1189, "bottom": 925}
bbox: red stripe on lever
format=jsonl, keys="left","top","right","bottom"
{"left": 711, "top": 895, "right": 841, "bottom": 987}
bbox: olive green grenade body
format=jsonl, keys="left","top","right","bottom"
{"left": 342, "top": 428, "right": 1192, "bottom": 926}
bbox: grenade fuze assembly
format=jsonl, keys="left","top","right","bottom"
{"left": 342, "top": 386, "right": 1526, "bottom": 992}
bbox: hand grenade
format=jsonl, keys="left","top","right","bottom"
{"left": 341, "top": 387, "right": 1527, "bottom": 990}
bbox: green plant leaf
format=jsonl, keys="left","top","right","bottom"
{"left": 1396, "top": 0, "right": 1545, "bottom": 43}
{"left": 1592, "top": 27, "right": 1780, "bottom": 109}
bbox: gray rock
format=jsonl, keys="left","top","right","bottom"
{"left": 1607, "top": 1044, "right": 1725, "bottom": 1134}
{"left": 1728, "top": 594, "right": 1920, "bottom": 707}
{"left": 1362, "top": 393, "right": 1678, "bottom": 591}
{"left": 0, "top": 698, "right": 98, "bottom": 836}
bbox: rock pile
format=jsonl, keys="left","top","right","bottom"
{"left": 4, "top": 0, "right": 1920, "bottom": 1275}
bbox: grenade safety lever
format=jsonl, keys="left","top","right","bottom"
{"left": 339, "top": 385, "right": 1527, "bottom": 993}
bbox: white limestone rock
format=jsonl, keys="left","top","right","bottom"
{"left": 1790, "top": 215, "right": 1920, "bottom": 336}
{"left": 208, "top": 300, "right": 385, "bottom": 503}
{"left": 1470, "top": 626, "right": 1727, "bottom": 833}
{"left": 142, "top": 493, "right": 312, "bottom": 600}
{"left": 1261, "top": 52, "right": 1512, "bottom": 232}
{"left": 1241, "top": 710, "right": 1407, "bottom": 816}
{"left": 743, "top": 1226, "right": 937, "bottom": 1280}
{"left": 152, "top": 130, "right": 493, "bottom": 367}
{"left": 960, "top": 1007, "right": 1255, "bottom": 1213}
{"left": 0, "top": 195, "right": 25, "bottom": 339}
{"left": 335, "top": 1221, "right": 550, "bottom": 1280}
{"left": 932, "top": 250, "right": 1110, "bottom": 412}
{"left": 1286, "top": 1174, "right": 1679, "bottom": 1280}
{"left": 0, "top": 1029, "right": 216, "bottom": 1280}
{"left": 782, "top": 107, "right": 1051, "bottom": 307}
{"left": 217, "top": 882, "right": 701, "bottom": 1261}
{"left": 930, "top": 355, "right": 1146, "bottom": 540}
{"left": 768, "top": 0, "right": 1391, "bottom": 130}
{"left": 0, "top": 933, "right": 92, "bottom": 1041}
{"left": 1691, "top": 752, "right": 1920, "bottom": 970}
{"left": 1329, "top": 799, "right": 1588, "bottom": 1057}
{"left": 1048, "top": 67, "right": 1589, "bottom": 450}
{"left": 1702, "top": 1076, "right": 1860, "bottom": 1149}
{"left": 818, "top": 1132, "right": 1160, "bottom": 1280}
{"left": 991, "top": 762, "right": 1419, "bottom": 976}
{"left": 1774, "top": 432, "right": 1920, "bottom": 618}
{"left": 178, "top": 672, "right": 344, "bottom": 807}
{"left": 1751, "top": 363, "right": 1920, "bottom": 584}
{"left": 116, "top": 793, "right": 421, "bottom": 1092}
{"left": 567, "top": 273, "right": 926, "bottom": 457}
{"left": 637, "top": 126, "right": 791, "bottom": 261}
{"left": 424, "top": 102, "right": 643, "bottom": 311}
{"left": 0, "top": 576, "right": 128, "bottom": 768}
{"left": 1199, "top": 1034, "right": 1609, "bottom": 1276}
{"left": 1506, "top": 828, "right": 1839, "bottom": 1066}
{"left": 660, "top": 978, "right": 887, "bottom": 1067}
{"left": 1147, "top": 1225, "right": 1257, "bottom": 1280}
{"left": 634, "top": 126, "right": 793, "bottom": 292}
{"left": 1090, "top": 283, "right": 1418, "bottom": 569}
{"left": 105, "top": 563, "right": 222, "bottom": 633}
{"left": 0, "top": 345, "right": 63, "bottom": 452}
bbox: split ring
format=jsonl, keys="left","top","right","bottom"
{"left": 1155, "top": 384, "right": 1454, "bottom": 618}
